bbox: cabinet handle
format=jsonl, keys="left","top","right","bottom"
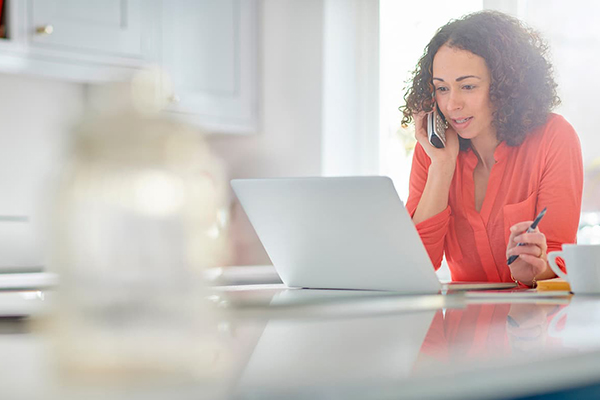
{"left": 35, "top": 25, "right": 54, "bottom": 35}
{"left": 169, "top": 95, "right": 181, "bottom": 104}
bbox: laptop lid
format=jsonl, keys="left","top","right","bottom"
{"left": 231, "top": 176, "right": 441, "bottom": 293}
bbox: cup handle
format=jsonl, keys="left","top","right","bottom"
{"left": 547, "top": 251, "right": 568, "bottom": 281}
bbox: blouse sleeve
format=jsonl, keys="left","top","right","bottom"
{"left": 537, "top": 116, "right": 584, "bottom": 270}
{"left": 406, "top": 143, "right": 451, "bottom": 270}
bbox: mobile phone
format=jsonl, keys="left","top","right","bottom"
{"left": 427, "top": 105, "right": 447, "bottom": 149}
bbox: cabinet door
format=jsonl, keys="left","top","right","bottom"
{"left": 162, "top": 0, "right": 258, "bottom": 134}
{"left": 28, "top": 0, "right": 150, "bottom": 59}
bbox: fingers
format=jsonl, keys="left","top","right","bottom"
{"left": 506, "top": 230, "right": 547, "bottom": 267}
{"left": 507, "top": 243, "right": 544, "bottom": 259}
{"left": 506, "top": 220, "right": 548, "bottom": 279}
{"left": 507, "top": 221, "right": 544, "bottom": 249}
{"left": 511, "top": 255, "right": 547, "bottom": 276}
{"left": 412, "top": 112, "right": 428, "bottom": 144}
{"left": 512, "top": 231, "right": 547, "bottom": 250}
{"left": 507, "top": 221, "right": 532, "bottom": 251}
{"left": 413, "top": 111, "right": 426, "bottom": 130}
{"left": 507, "top": 228, "right": 548, "bottom": 281}
{"left": 510, "top": 221, "right": 534, "bottom": 234}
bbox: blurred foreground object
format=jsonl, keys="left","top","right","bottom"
{"left": 48, "top": 74, "right": 231, "bottom": 388}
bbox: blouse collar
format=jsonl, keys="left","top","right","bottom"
{"left": 463, "top": 140, "right": 509, "bottom": 168}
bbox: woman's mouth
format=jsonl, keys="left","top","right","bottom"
{"left": 451, "top": 116, "right": 473, "bottom": 129}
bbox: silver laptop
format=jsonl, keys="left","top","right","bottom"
{"left": 231, "top": 176, "right": 515, "bottom": 293}
{"left": 231, "top": 176, "right": 440, "bottom": 293}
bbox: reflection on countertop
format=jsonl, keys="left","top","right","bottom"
{"left": 222, "top": 288, "right": 600, "bottom": 399}
{"left": 2, "top": 286, "right": 600, "bottom": 399}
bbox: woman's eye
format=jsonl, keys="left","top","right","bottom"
{"left": 435, "top": 86, "right": 448, "bottom": 93}
{"left": 462, "top": 84, "right": 476, "bottom": 90}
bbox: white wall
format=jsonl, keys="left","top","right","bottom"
{"left": 208, "top": 0, "right": 325, "bottom": 266}
{"left": 0, "top": 73, "right": 85, "bottom": 216}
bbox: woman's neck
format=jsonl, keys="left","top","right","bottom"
{"left": 470, "top": 130, "right": 500, "bottom": 170}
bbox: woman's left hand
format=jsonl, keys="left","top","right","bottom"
{"left": 506, "top": 221, "right": 549, "bottom": 285}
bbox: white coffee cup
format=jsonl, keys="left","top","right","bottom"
{"left": 548, "top": 244, "right": 600, "bottom": 294}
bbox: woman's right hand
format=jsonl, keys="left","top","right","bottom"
{"left": 414, "top": 111, "right": 460, "bottom": 169}
{"left": 410, "top": 111, "right": 458, "bottom": 225}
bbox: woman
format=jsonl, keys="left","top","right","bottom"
{"left": 400, "top": 11, "right": 583, "bottom": 287}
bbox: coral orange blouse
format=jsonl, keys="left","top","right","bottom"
{"left": 406, "top": 114, "right": 583, "bottom": 282}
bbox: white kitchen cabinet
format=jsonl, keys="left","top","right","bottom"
{"left": 0, "top": 0, "right": 258, "bottom": 133}
{"left": 161, "top": 0, "right": 258, "bottom": 134}
{"left": 28, "top": 0, "right": 152, "bottom": 59}
{"left": 0, "top": 0, "right": 160, "bottom": 82}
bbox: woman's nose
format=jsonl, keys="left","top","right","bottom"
{"left": 446, "top": 91, "right": 464, "bottom": 111}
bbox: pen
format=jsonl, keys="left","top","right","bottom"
{"left": 507, "top": 207, "right": 547, "bottom": 266}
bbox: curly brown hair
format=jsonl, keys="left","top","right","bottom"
{"left": 400, "top": 10, "right": 560, "bottom": 150}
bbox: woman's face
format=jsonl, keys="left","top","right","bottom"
{"left": 432, "top": 45, "right": 495, "bottom": 142}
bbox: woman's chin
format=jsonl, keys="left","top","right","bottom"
{"left": 456, "top": 130, "right": 476, "bottom": 141}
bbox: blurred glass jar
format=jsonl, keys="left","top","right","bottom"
{"left": 48, "top": 79, "right": 231, "bottom": 386}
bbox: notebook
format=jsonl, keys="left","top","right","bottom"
{"left": 231, "top": 176, "right": 516, "bottom": 293}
